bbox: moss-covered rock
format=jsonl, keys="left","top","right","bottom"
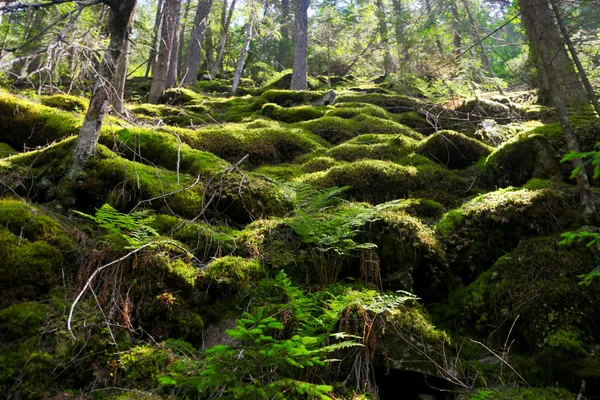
{"left": 202, "top": 256, "right": 263, "bottom": 291}
{"left": 465, "top": 387, "right": 574, "bottom": 400}
{"left": 336, "top": 93, "right": 424, "bottom": 114}
{"left": 0, "top": 142, "right": 17, "bottom": 158}
{"left": 456, "top": 98, "right": 513, "bottom": 118}
{"left": 253, "top": 163, "right": 304, "bottom": 180}
{"left": 396, "top": 111, "right": 432, "bottom": 133}
{"left": 302, "top": 156, "right": 340, "bottom": 173}
{"left": 0, "top": 92, "right": 81, "bottom": 149}
{"left": 438, "top": 236, "right": 600, "bottom": 386}
{"left": 40, "top": 93, "right": 88, "bottom": 112}
{"left": 296, "top": 114, "right": 422, "bottom": 145}
{"left": 326, "top": 102, "right": 391, "bottom": 120}
{"left": 417, "top": 130, "right": 493, "bottom": 169}
{"left": 0, "top": 302, "right": 48, "bottom": 340}
{"left": 259, "top": 103, "right": 326, "bottom": 123}
{"left": 252, "top": 90, "right": 324, "bottom": 109}
{"left": 484, "top": 133, "right": 564, "bottom": 187}
{"left": 157, "top": 87, "right": 204, "bottom": 105}
{"left": 435, "top": 185, "right": 584, "bottom": 282}
{"left": 326, "top": 134, "right": 417, "bottom": 162}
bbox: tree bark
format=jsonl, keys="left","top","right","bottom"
{"left": 276, "top": 0, "right": 291, "bottom": 70}
{"left": 182, "top": 0, "right": 213, "bottom": 86}
{"left": 231, "top": 6, "right": 255, "bottom": 96}
{"left": 72, "top": 0, "right": 137, "bottom": 164}
{"left": 166, "top": 0, "right": 182, "bottom": 88}
{"left": 177, "top": 0, "right": 192, "bottom": 79}
{"left": 290, "top": 0, "right": 309, "bottom": 90}
{"left": 450, "top": 0, "right": 461, "bottom": 58}
{"left": 111, "top": 37, "right": 130, "bottom": 114}
{"left": 518, "top": 0, "right": 588, "bottom": 106}
{"left": 391, "top": 0, "right": 409, "bottom": 69}
{"left": 205, "top": 25, "right": 214, "bottom": 70}
{"left": 549, "top": 0, "right": 600, "bottom": 116}
{"left": 146, "top": 0, "right": 164, "bottom": 78}
{"left": 211, "top": 0, "right": 237, "bottom": 76}
{"left": 149, "top": 0, "right": 180, "bottom": 103}
{"left": 376, "top": 0, "right": 393, "bottom": 75}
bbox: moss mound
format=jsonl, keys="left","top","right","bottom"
{"left": 326, "top": 102, "right": 391, "bottom": 120}
{"left": 416, "top": 130, "right": 493, "bottom": 169}
{"left": 336, "top": 92, "right": 423, "bottom": 113}
{"left": 326, "top": 134, "right": 417, "bottom": 162}
{"left": 259, "top": 103, "right": 326, "bottom": 123}
{"left": 484, "top": 134, "right": 564, "bottom": 187}
{"left": 180, "top": 124, "right": 326, "bottom": 167}
{"left": 439, "top": 236, "right": 600, "bottom": 386}
{"left": 252, "top": 90, "right": 324, "bottom": 109}
{"left": 299, "top": 159, "right": 472, "bottom": 206}
{"left": 157, "top": 88, "right": 204, "bottom": 105}
{"left": 0, "top": 142, "right": 17, "bottom": 158}
{"left": 302, "top": 156, "right": 339, "bottom": 172}
{"left": 40, "top": 94, "right": 88, "bottom": 112}
{"left": 297, "top": 114, "right": 422, "bottom": 145}
{"left": 0, "top": 92, "right": 81, "bottom": 149}
{"left": 436, "top": 185, "right": 584, "bottom": 282}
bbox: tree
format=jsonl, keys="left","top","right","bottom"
{"left": 290, "top": 0, "right": 309, "bottom": 90}
{"left": 149, "top": 0, "right": 180, "bottom": 103}
{"left": 182, "top": 0, "right": 213, "bottom": 86}
{"left": 72, "top": 0, "right": 138, "bottom": 163}
{"left": 231, "top": 0, "right": 256, "bottom": 96}
{"left": 211, "top": 0, "right": 237, "bottom": 76}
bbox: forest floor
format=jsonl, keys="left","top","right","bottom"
{"left": 0, "top": 76, "right": 599, "bottom": 399}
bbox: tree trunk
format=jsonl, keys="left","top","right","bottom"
{"left": 211, "top": 0, "right": 237, "bottom": 76}
{"left": 522, "top": 0, "right": 596, "bottom": 217}
{"left": 549, "top": 0, "right": 600, "bottom": 116}
{"left": 149, "top": 0, "right": 180, "bottom": 103}
{"left": 166, "top": 0, "right": 182, "bottom": 88}
{"left": 72, "top": 0, "right": 138, "bottom": 164}
{"left": 450, "top": 0, "right": 461, "bottom": 58}
{"left": 290, "top": 0, "right": 309, "bottom": 90}
{"left": 177, "top": 0, "right": 192, "bottom": 79}
{"left": 205, "top": 25, "right": 215, "bottom": 71}
{"left": 146, "top": 0, "right": 164, "bottom": 78}
{"left": 111, "top": 38, "right": 130, "bottom": 114}
{"left": 391, "top": 0, "right": 409, "bottom": 69}
{"left": 276, "top": 0, "right": 291, "bottom": 70}
{"left": 424, "top": 0, "right": 444, "bottom": 57}
{"left": 182, "top": 0, "right": 213, "bottom": 86}
{"left": 518, "top": 0, "right": 588, "bottom": 106}
{"left": 376, "top": 0, "right": 393, "bottom": 75}
{"left": 231, "top": 7, "right": 255, "bottom": 96}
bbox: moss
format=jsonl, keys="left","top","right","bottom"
{"left": 326, "top": 102, "right": 391, "bottom": 120}
{"left": 326, "top": 134, "right": 417, "bottom": 162}
{"left": 435, "top": 185, "right": 585, "bottom": 283}
{"left": 296, "top": 114, "right": 422, "bottom": 145}
{"left": 157, "top": 87, "right": 204, "bottom": 105}
{"left": 336, "top": 92, "right": 424, "bottom": 113}
{"left": 302, "top": 156, "right": 339, "bottom": 173}
{"left": 0, "top": 302, "right": 48, "bottom": 340}
{"left": 438, "top": 236, "right": 600, "bottom": 386}
{"left": 385, "top": 198, "right": 446, "bottom": 220}
{"left": 484, "top": 133, "right": 564, "bottom": 187}
{"left": 260, "top": 103, "right": 326, "bottom": 122}
{"left": 0, "top": 91, "right": 81, "bottom": 149}
{"left": 253, "top": 163, "right": 304, "bottom": 180}
{"left": 252, "top": 89, "right": 324, "bottom": 109}
{"left": 396, "top": 111, "right": 432, "bottom": 133}
{"left": 467, "top": 387, "right": 574, "bottom": 400}
{"left": 299, "top": 159, "right": 473, "bottom": 206}
{"left": 202, "top": 256, "right": 263, "bottom": 290}
{"left": 129, "top": 103, "right": 182, "bottom": 117}
{"left": 0, "top": 142, "right": 17, "bottom": 158}
{"left": 417, "top": 130, "right": 493, "bottom": 169}
{"left": 40, "top": 93, "right": 88, "bottom": 112}
{"left": 179, "top": 124, "right": 326, "bottom": 167}
{"left": 98, "top": 126, "right": 229, "bottom": 177}
{"left": 203, "top": 96, "right": 255, "bottom": 122}
{"left": 456, "top": 98, "right": 512, "bottom": 117}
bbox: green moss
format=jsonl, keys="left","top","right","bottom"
{"left": 468, "top": 387, "right": 574, "bottom": 400}
{"left": 0, "top": 91, "right": 81, "bottom": 149}
{"left": 252, "top": 90, "right": 324, "bottom": 109}
{"left": 435, "top": 186, "right": 583, "bottom": 282}
{"left": 438, "top": 236, "right": 600, "bottom": 386}
{"left": 0, "top": 302, "right": 48, "bottom": 340}
{"left": 260, "top": 103, "right": 326, "bottom": 122}
{"left": 456, "top": 98, "right": 512, "bottom": 117}
{"left": 484, "top": 133, "right": 564, "bottom": 187}
{"left": 296, "top": 114, "right": 422, "bottom": 145}
{"left": 0, "top": 142, "right": 17, "bottom": 158}
{"left": 326, "top": 134, "right": 417, "bottom": 162}
{"left": 417, "top": 130, "right": 493, "bottom": 169}
{"left": 202, "top": 256, "right": 263, "bottom": 290}
{"left": 388, "top": 198, "right": 446, "bottom": 220}
{"left": 179, "top": 124, "right": 326, "bottom": 167}
{"left": 396, "top": 111, "right": 431, "bottom": 133}
{"left": 326, "top": 102, "right": 391, "bottom": 120}
{"left": 40, "top": 94, "right": 88, "bottom": 112}
{"left": 302, "top": 156, "right": 339, "bottom": 173}
{"left": 129, "top": 103, "right": 182, "bottom": 117}
{"left": 336, "top": 92, "right": 424, "bottom": 113}
{"left": 157, "top": 87, "right": 204, "bottom": 105}
{"left": 299, "top": 159, "right": 473, "bottom": 206}
{"left": 253, "top": 163, "right": 304, "bottom": 180}
{"left": 98, "top": 126, "right": 229, "bottom": 177}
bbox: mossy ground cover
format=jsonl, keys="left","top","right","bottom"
{"left": 0, "top": 85, "right": 596, "bottom": 398}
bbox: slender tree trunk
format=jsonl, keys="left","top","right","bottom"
{"left": 182, "top": 0, "right": 213, "bottom": 86}
{"left": 231, "top": 6, "right": 255, "bottom": 96}
{"left": 205, "top": 25, "right": 214, "bottom": 71}
{"left": 549, "top": 0, "right": 600, "bottom": 116}
{"left": 450, "top": 0, "right": 461, "bottom": 58}
{"left": 177, "top": 0, "right": 192, "bottom": 79}
{"left": 376, "top": 0, "right": 393, "bottom": 75}
{"left": 391, "top": 0, "right": 409, "bottom": 69}
{"left": 277, "top": 0, "right": 291, "bottom": 70}
{"left": 72, "top": 0, "right": 138, "bottom": 164}
{"left": 166, "top": 0, "right": 182, "bottom": 88}
{"left": 211, "top": 0, "right": 237, "bottom": 76}
{"left": 518, "top": 0, "right": 588, "bottom": 106}
{"left": 290, "top": 0, "right": 309, "bottom": 90}
{"left": 146, "top": 0, "right": 164, "bottom": 78}
{"left": 149, "top": 0, "right": 180, "bottom": 103}
{"left": 111, "top": 38, "right": 130, "bottom": 114}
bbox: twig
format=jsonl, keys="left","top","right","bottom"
{"left": 469, "top": 338, "right": 530, "bottom": 386}
{"left": 130, "top": 174, "right": 202, "bottom": 212}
